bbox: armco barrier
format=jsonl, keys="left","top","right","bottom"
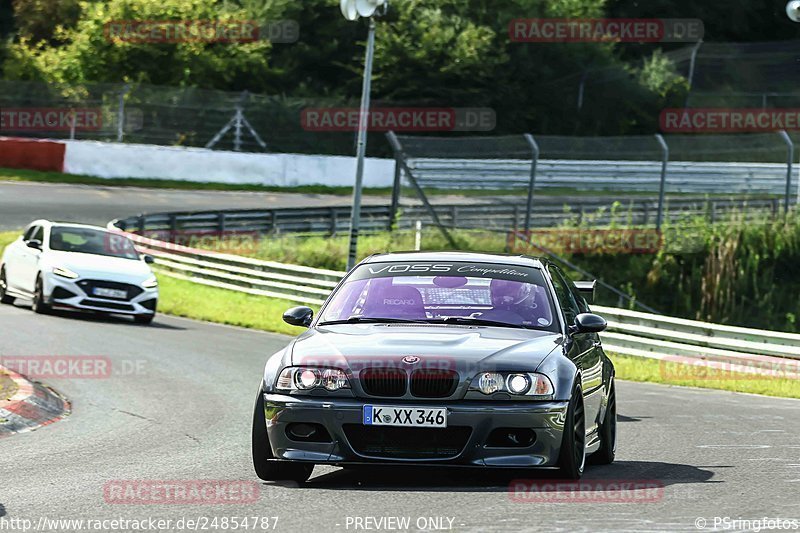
{"left": 116, "top": 229, "right": 344, "bottom": 306}
{"left": 112, "top": 195, "right": 783, "bottom": 236}
{"left": 0, "top": 137, "right": 66, "bottom": 172}
{"left": 113, "top": 226, "right": 800, "bottom": 376}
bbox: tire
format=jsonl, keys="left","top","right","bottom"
{"left": 252, "top": 390, "right": 313, "bottom": 483}
{"left": 591, "top": 380, "right": 617, "bottom": 465}
{"left": 557, "top": 385, "right": 586, "bottom": 479}
{"left": 32, "top": 276, "right": 51, "bottom": 314}
{"left": 134, "top": 314, "right": 155, "bottom": 325}
{"left": 0, "top": 268, "right": 14, "bottom": 304}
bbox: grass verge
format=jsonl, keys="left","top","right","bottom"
{"left": 611, "top": 353, "right": 800, "bottom": 400}
{"left": 191, "top": 229, "right": 503, "bottom": 271}
{"left": 155, "top": 273, "right": 307, "bottom": 336}
{"left": 0, "top": 231, "right": 19, "bottom": 250}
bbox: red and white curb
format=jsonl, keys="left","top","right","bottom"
{"left": 0, "top": 365, "right": 70, "bottom": 438}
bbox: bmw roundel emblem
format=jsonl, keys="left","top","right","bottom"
{"left": 402, "top": 356, "right": 421, "bottom": 365}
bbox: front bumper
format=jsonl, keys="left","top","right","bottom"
{"left": 44, "top": 272, "right": 158, "bottom": 316}
{"left": 262, "top": 393, "right": 569, "bottom": 468}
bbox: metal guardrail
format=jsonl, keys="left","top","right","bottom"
{"left": 116, "top": 230, "right": 345, "bottom": 306}
{"left": 595, "top": 305, "right": 800, "bottom": 377}
{"left": 389, "top": 131, "right": 800, "bottom": 234}
{"left": 112, "top": 195, "right": 784, "bottom": 237}
{"left": 409, "top": 159, "right": 796, "bottom": 195}
{"left": 113, "top": 206, "right": 395, "bottom": 235}
{"left": 113, "top": 226, "right": 800, "bottom": 377}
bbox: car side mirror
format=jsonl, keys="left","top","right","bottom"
{"left": 283, "top": 306, "right": 314, "bottom": 327}
{"left": 26, "top": 239, "right": 42, "bottom": 250}
{"left": 572, "top": 313, "right": 607, "bottom": 334}
{"left": 143, "top": 255, "right": 155, "bottom": 264}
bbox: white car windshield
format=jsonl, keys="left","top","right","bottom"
{"left": 49, "top": 227, "right": 140, "bottom": 260}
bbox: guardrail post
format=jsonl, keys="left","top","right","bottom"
{"left": 217, "top": 212, "right": 226, "bottom": 233}
{"left": 330, "top": 207, "right": 338, "bottom": 235}
{"left": 117, "top": 83, "right": 130, "bottom": 143}
{"left": 386, "top": 131, "right": 457, "bottom": 248}
{"left": 654, "top": 134, "right": 669, "bottom": 230}
{"left": 388, "top": 146, "right": 403, "bottom": 231}
{"left": 778, "top": 130, "right": 794, "bottom": 214}
{"left": 137, "top": 215, "right": 145, "bottom": 234}
{"left": 523, "top": 134, "right": 540, "bottom": 231}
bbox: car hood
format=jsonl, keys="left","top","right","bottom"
{"left": 46, "top": 251, "right": 152, "bottom": 282}
{"left": 290, "top": 324, "right": 563, "bottom": 373}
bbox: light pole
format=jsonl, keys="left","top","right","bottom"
{"left": 341, "top": 0, "right": 386, "bottom": 271}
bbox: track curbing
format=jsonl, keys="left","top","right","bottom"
{"left": 0, "top": 364, "right": 70, "bottom": 438}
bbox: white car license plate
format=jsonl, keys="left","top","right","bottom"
{"left": 363, "top": 406, "right": 447, "bottom": 428}
{"left": 93, "top": 288, "right": 127, "bottom": 299}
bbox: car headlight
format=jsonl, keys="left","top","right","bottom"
{"left": 52, "top": 266, "right": 79, "bottom": 279}
{"left": 142, "top": 276, "right": 158, "bottom": 289}
{"left": 506, "top": 373, "right": 531, "bottom": 395}
{"left": 276, "top": 367, "right": 350, "bottom": 392}
{"left": 478, "top": 372, "right": 504, "bottom": 394}
{"left": 472, "top": 372, "right": 554, "bottom": 397}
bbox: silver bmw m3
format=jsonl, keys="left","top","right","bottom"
{"left": 253, "top": 252, "right": 616, "bottom": 482}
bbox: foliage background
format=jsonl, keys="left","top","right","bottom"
{"left": 3, "top": 0, "right": 798, "bottom": 136}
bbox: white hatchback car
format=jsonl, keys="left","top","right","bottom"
{"left": 0, "top": 221, "right": 158, "bottom": 324}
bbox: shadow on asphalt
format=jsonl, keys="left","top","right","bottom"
{"left": 290, "top": 461, "right": 716, "bottom": 492}
{"left": 11, "top": 301, "right": 186, "bottom": 330}
{"left": 618, "top": 414, "right": 653, "bottom": 423}
{"left": 0, "top": 503, "right": 5, "bottom": 517}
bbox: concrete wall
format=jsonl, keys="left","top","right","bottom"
{"left": 60, "top": 140, "right": 396, "bottom": 187}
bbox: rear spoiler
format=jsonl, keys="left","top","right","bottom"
{"left": 574, "top": 280, "right": 597, "bottom": 304}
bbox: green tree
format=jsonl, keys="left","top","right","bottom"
{"left": 5, "top": 0, "right": 273, "bottom": 90}
{"left": 11, "top": 0, "right": 82, "bottom": 43}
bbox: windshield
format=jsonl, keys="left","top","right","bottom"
{"left": 49, "top": 227, "right": 140, "bottom": 260}
{"left": 320, "top": 262, "right": 558, "bottom": 331}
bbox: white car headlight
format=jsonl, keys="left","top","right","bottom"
{"left": 52, "top": 266, "right": 79, "bottom": 279}
{"left": 142, "top": 276, "right": 158, "bottom": 289}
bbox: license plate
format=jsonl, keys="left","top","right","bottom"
{"left": 363, "top": 406, "right": 447, "bottom": 428}
{"left": 93, "top": 288, "right": 127, "bottom": 299}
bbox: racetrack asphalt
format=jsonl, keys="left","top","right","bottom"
{"left": 0, "top": 181, "right": 388, "bottom": 231}
{"left": 1, "top": 303, "right": 799, "bottom": 532}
